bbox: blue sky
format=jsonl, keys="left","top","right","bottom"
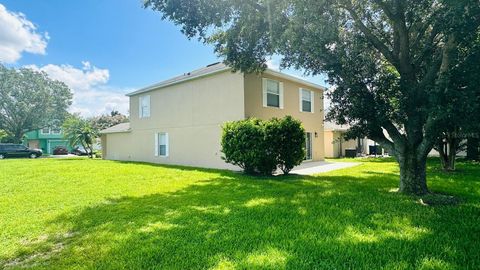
{"left": 0, "top": 0, "right": 327, "bottom": 116}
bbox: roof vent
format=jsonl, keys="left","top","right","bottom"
{"left": 206, "top": 62, "right": 221, "bottom": 67}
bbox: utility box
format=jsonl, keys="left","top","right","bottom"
{"left": 345, "top": 149, "right": 357, "bottom": 158}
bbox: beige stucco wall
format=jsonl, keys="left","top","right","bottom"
{"left": 104, "top": 71, "right": 245, "bottom": 169}
{"left": 325, "top": 130, "right": 375, "bottom": 158}
{"left": 104, "top": 132, "right": 133, "bottom": 160}
{"left": 103, "top": 70, "right": 326, "bottom": 169}
{"left": 324, "top": 130, "right": 337, "bottom": 158}
{"left": 244, "top": 73, "right": 325, "bottom": 161}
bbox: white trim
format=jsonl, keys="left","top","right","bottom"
{"left": 279, "top": 82, "right": 284, "bottom": 109}
{"left": 165, "top": 133, "right": 169, "bottom": 157}
{"left": 51, "top": 128, "right": 61, "bottom": 135}
{"left": 139, "top": 95, "right": 151, "bottom": 118}
{"left": 264, "top": 78, "right": 281, "bottom": 108}
{"left": 40, "top": 127, "right": 50, "bottom": 135}
{"left": 300, "top": 88, "right": 314, "bottom": 113}
{"left": 156, "top": 132, "right": 169, "bottom": 157}
{"left": 311, "top": 91, "right": 315, "bottom": 114}
{"left": 298, "top": 88, "right": 302, "bottom": 112}
{"left": 262, "top": 78, "right": 268, "bottom": 107}
{"left": 100, "top": 129, "right": 131, "bottom": 134}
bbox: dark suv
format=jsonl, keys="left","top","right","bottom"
{"left": 0, "top": 144, "right": 43, "bottom": 159}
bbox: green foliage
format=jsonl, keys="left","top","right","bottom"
{"left": 0, "top": 129, "right": 13, "bottom": 143}
{"left": 144, "top": 0, "right": 480, "bottom": 194}
{"left": 221, "top": 116, "right": 305, "bottom": 175}
{"left": 90, "top": 111, "right": 129, "bottom": 131}
{"left": 62, "top": 115, "right": 98, "bottom": 158}
{"left": 221, "top": 118, "right": 276, "bottom": 175}
{"left": 265, "top": 116, "right": 306, "bottom": 174}
{"left": 0, "top": 158, "right": 479, "bottom": 269}
{"left": 0, "top": 64, "right": 72, "bottom": 143}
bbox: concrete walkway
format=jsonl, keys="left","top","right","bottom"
{"left": 289, "top": 161, "right": 361, "bottom": 175}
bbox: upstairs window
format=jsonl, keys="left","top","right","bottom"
{"left": 262, "top": 78, "right": 284, "bottom": 109}
{"left": 51, "top": 128, "right": 61, "bottom": 134}
{"left": 139, "top": 95, "right": 151, "bottom": 118}
{"left": 300, "top": 88, "right": 314, "bottom": 113}
{"left": 41, "top": 127, "right": 50, "bottom": 134}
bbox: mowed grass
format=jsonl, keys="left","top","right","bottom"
{"left": 0, "top": 158, "right": 479, "bottom": 269}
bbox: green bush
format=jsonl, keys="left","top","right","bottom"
{"left": 221, "top": 116, "right": 306, "bottom": 175}
{"left": 265, "top": 116, "right": 306, "bottom": 174}
{"left": 221, "top": 118, "right": 276, "bottom": 174}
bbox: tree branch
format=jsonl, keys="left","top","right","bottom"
{"left": 340, "top": 2, "right": 399, "bottom": 67}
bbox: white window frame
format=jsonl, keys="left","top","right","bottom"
{"left": 299, "top": 88, "right": 314, "bottom": 113}
{"left": 262, "top": 78, "right": 284, "bottom": 109}
{"left": 40, "top": 127, "right": 50, "bottom": 135}
{"left": 51, "top": 127, "right": 61, "bottom": 135}
{"left": 139, "top": 95, "right": 151, "bottom": 118}
{"left": 154, "top": 132, "right": 169, "bottom": 157}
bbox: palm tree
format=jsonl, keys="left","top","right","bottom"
{"left": 62, "top": 116, "right": 98, "bottom": 158}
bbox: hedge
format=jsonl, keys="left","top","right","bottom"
{"left": 221, "top": 116, "right": 306, "bottom": 175}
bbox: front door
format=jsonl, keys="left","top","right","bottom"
{"left": 305, "top": 132, "right": 312, "bottom": 160}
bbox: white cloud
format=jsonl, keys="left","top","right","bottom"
{"left": 26, "top": 62, "right": 130, "bottom": 117}
{"left": 0, "top": 4, "right": 48, "bottom": 63}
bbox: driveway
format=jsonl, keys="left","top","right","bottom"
{"left": 45, "top": 154, "right": 83, "bottom": 158}
{"left": 289, "top": 161, "right": 361, "bottom": 175}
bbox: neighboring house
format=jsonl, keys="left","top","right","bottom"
{"left": 100, "top": 63, "right": 326, "bottom": 169}
{"left": 24, "top": 127, "right": 71, "bottom": 154}
{"left": 323, "top": 122, "right": 382, "bottom": 158}
{"left": 323, "top": 121, "right": 466, "bottom": 158}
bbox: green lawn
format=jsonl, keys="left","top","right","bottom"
{"left": 0, "top": 158, "right": 479, "bottom": 269}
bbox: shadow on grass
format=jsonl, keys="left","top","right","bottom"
{"left": 5, "top": 163, "right": 480, "bottom": 270}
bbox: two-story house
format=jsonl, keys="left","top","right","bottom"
{"left": 100, "top": 63, "right": 326, "bottom": 169}
{"left": 24, "top": 127, "right": 71, "bottom": 154}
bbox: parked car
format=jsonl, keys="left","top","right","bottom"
{"left": 0, "top": 143, "right": 43, "bottom": 159}
{"left": 53, "top": 146, "right": 69, "bottom": 155}
{"left": 71, "top": 146, "right": 91, "bottom": 156}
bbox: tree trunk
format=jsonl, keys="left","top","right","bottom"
{"left": 398, "top": 152, "right": 429, "bottom": 195}
{"left": 447, "top": 137, "right": 457, "bottom": 170}
{"left": 466, "top": 137, "right": 479, "bottom": 161}
{"left": 437, "top": 139, "right": 448, "bottom": 169}
{"left": 437, "top": 134, "right": 457, "bottom": 171}
{"left": 13, "top": 130, "right": 24, "bottom": 144}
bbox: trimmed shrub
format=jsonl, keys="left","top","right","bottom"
{"left": 221, "top": 118, "right": 277, "bottom": 175}
{"left": 221, "top": 116, "right": 306, "bottom": 175}
{"left": 265, "top": 116, "right": 306, "bottom": 174}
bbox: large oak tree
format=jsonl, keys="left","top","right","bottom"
{"left": 0, "top": 64, "right": 72, "bottom": 143}
{"left": 144, "top": 0, "right": 480, "bottom": 194}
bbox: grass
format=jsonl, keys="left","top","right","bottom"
{"left": 0, "top": 158, "right": 479, "bottom": 269}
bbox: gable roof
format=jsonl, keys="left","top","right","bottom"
{"left": 99, "top": 122, "right": 131, "bottom": 134}
{"left": 126, "top": 62, "right": 326, "bottom": 97}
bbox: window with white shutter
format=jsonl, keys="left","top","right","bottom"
{"left": 139, "top": 95, "right": 151, "bottom": 118}
{"left": 300, "top": 88, "right": 314, "bottom": 113}
{"left": 262, "top": 78, "right": 283, "bottom": 109}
